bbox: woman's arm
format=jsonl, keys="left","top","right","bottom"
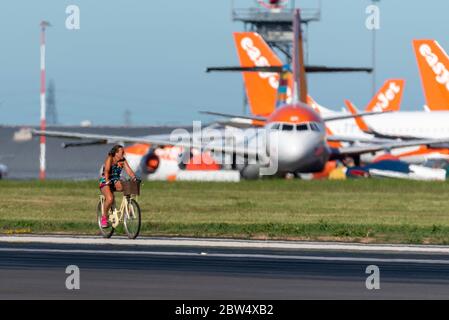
{"left": 104, "top": 156, "right": 112, "bottom": 182}
{"left": 124, "top": 160, "right": 136, "bottom": 180}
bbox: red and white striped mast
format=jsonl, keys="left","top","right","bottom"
{"left": 39, "top": 21, "right": 50, "bottom": 180}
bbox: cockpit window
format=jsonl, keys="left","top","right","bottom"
{"left": 310, "top": 123, "right": 320, "bottom": 132}
{"left": 296, "top": 124, "right": 308, "bottom": 131}
{"left": 274, "top": 123, "right": 322, "bottom": 132}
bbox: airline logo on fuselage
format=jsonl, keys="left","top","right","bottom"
{"left": 241, "top": 37, "right": 279, "bottom": 90}
{"left": 373, "top": 82, "right": 401, "bottom": 112}
{"left": 155, "top": 146, "right": 184, "bottom": 161}
{"left": 419, "top": 44, "right": 449, "bottom": 91}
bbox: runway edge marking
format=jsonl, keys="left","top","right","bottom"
{"left": 1, "top": 235, "right": 449, "bottom": 254}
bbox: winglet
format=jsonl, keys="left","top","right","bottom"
{"left": 325, "top": 126, "right": 342, "bottom": 148}
{"left": 345, "top": 100, "right": 372, "bottom": 133}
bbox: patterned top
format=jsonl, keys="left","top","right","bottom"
{"left": 99, "top": 158, "right": 124, "bottom": 186}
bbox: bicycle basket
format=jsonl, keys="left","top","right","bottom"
{"left": 122, "top": 180, "right": 141, "bottom": 196}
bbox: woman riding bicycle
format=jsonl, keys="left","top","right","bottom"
{"left": 99, "top": 145, "right": 137, "bottom": 228}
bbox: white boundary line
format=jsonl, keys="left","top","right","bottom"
{"left": 1, "top": 235, "right": 449, "bottom": 254}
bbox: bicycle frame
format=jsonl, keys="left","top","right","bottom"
{"left": 100, "top": 194, "right": 135, "bottom": 229}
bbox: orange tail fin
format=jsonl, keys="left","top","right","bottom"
{"left": 233, "top": 32, "right": 282, "bottom": 117}
{"left": 414, "top": 40, "right": 449, "bottom": 110}
{"left": 365, "top": 79, "right": 405, "bottom": 112}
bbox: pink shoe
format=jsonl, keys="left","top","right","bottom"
{"left": 101, "top": 216, "right": 109, "bottom": 228}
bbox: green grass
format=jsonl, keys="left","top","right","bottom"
{"left": 1, "top": 179, "right": 449, "bottom": 244}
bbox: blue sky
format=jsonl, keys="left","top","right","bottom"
{"left": 0, "top": 0, "right": 448, "bottom": 126}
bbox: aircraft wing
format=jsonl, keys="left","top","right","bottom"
{"left": 331, "top": 137, "right": 449, "bottom": 158}
{"left": 200, "top": 111, "right": 267, "bottom": 122}
{"left": 202, "top": 110, "right": 388, "bottom": 125}
{"left": 32, "top": 130, "right": 260, "bottom": 158}
{"left": 214, "top": 120, "right": 265, "bottom": 129}
{"left": 356, "top": 128, "right": 422, "bottom": 141}
{"left": 326, "top": 135, "right": 392, "bottom": 145}
{"left": 200, "top": 111, "right": 267, "bottom": 128}
{"left": 322, "top": 111, "right": 392, "bottom": 123}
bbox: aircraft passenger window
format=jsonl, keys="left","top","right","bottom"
{"left": 271, "top": 123, "right": 280, "bottom": 130}
{"left": 282, "top": 124, "right": 294, "bottom": 131}
{"left": 296, "top": 124, "right": 308, "bottom": 131}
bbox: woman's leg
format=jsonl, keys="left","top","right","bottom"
{"left": 100, "top": 186, "right": 114, "bottom": 217}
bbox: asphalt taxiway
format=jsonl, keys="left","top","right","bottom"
{"left": 0, "top": 236, "right": 449, "bottom": 299}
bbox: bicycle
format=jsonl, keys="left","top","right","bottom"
{"left": 96, "top": 179, "right": 142, "bottom": 239}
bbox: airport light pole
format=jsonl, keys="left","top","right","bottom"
{"left": 371, "top": 0, "right": 380, "bottom": 97}
{"left": 39, "top": 21, "right": 50, "bottom": 180}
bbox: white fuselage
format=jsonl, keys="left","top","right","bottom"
{"left": 322, "top": 107, "right": 449, "bottom": 163}
{"left": 329, "top": 112, "right": 449, "bottom": 139}
{"left": 199, "top": 122, "right": 329, "bottom": 176}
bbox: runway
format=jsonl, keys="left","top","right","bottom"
{"left": 1, "top": 237, "right": 449, "bottom": 299}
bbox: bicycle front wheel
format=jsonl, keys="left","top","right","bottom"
{"left": 124, "top": 199, "right": 141, "bottom": 239}
{"left": 97, "top": 200, "right": 115, "bottom": 238}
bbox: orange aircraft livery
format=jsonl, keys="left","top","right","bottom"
{"left": 365, "top": 79, "right": 405, "bottom": 113}
{"left": 233, "top": 32, "right": 282, "bottom": 117}
{"left": 414, "top": 40, "right": 449, "bottom": 111}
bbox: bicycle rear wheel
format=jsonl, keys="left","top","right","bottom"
{"left": 124, "top": 199, "right": 141, "bottom": 239}
{"left": 97, "top": 200, "right": 115, "bottom": 238}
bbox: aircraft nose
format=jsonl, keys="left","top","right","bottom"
{"left": 270, "top": 133, "right": 311, "bottom": 169}
{"left": 288, "top": 136, "right": 310, "bottom": 159}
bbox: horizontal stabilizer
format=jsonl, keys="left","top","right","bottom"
{"left": 207, "top": 66, "right": 373, "bottom": 74}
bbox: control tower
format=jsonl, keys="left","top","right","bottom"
{"left": 231, "top": 0, "right": 322, "bottom": 64}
